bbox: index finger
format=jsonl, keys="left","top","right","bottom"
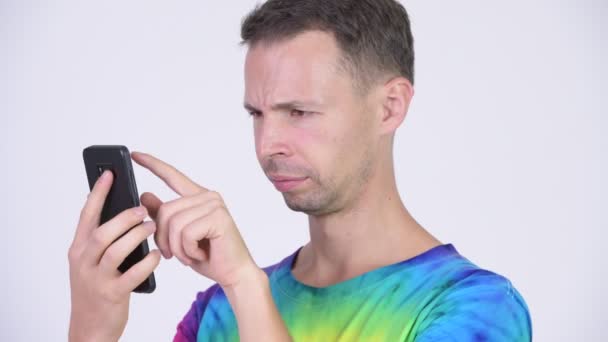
{"left": 131, "top": 151, "right": 207, "bottom": 197}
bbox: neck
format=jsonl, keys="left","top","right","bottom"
{"left": 292, "top": 154, "right": 441, "bottom": 287}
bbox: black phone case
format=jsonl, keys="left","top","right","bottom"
{"left": 83, "top": 145, "right": 156, "bottom": 293}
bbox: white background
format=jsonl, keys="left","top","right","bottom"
{"left": 1, "top": 0, "right": 606, "bottom": 341}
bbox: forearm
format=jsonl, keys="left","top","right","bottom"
{"left": 222, "top": 267, "right": 292, "bottom": 342}
{"left": 69, "top": 330, "right": 117, "bottom": 342}
{"left": 68, "top": 297, "right": 124, "bottom": 342}
{"left": 68, "top": 321, "right": 119, "bottom": 342}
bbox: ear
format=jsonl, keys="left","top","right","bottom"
{"left": 379, "top": 76, "right": 414, "bottom": 136}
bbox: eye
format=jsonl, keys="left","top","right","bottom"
{"left": 247, "top": 110, "right": 262, "bottom": 118}
{"left": 291, "top": 109, "right": 308, "bottom": 117}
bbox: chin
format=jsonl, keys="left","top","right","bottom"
{"left": 282, "top": 191, "right": 336, "bottom": 216}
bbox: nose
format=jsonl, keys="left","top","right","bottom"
{"left": 255, "top": 114, "right": 292, "bottom": 160}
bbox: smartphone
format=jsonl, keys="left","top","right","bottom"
{"left": 83, "top": 145, "right": 156, "bottom": 293}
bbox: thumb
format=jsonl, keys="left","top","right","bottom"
{"left": 140, "top": 192, "right": 163, "bottom": 220}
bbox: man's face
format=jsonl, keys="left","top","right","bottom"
{"left": 244, "top": 31, "right": 379, "bottom": 216}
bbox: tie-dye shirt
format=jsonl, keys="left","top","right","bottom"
{"left": 174, "top": 244, "right": 532, "bottom": 341}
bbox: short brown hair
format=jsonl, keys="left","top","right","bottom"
{"left": 240, "top": 0, "right": 415, "bottom": 92}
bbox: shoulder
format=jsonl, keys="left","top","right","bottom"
{"left": 413, "top": 248, "right": 532, "bottom": 341}
{"left": 172, "top": 251, "right": 295, "bottom": 342}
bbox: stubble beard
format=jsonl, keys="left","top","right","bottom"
{"left": 283, "top": 146, "right": 375, "bottom": 217}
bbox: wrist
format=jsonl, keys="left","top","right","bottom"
{"left": 69, "top": 328, "right": 118, "bottom": 342}
{"left": 221, "top": 265, "right": 268, "bottom": 304}
{"left": 219, "top": 265, "right": 291, "bottom": 341}
{"left": 69, "top": 313, "right": 121, "bottom": 342}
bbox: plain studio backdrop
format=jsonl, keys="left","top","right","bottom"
{"left": 1, "top": 0, "right": 606, "bottom": 341}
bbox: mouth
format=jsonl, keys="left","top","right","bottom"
{"left": 269, "top": 176, "right": 308, "bottom": 192}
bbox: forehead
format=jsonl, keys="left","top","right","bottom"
{"left": 244, "top": 31, "right": 347, "bottom": 106}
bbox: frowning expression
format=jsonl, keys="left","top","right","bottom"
{"left": 244, "top": 30, "right": 378, "bottom": 215}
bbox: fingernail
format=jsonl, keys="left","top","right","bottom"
{"left": 134, "top": 206, "right": 147, "bottom": 216}
{"left": 99, "top": 170, "right": 109, "bottom": 182}
{"left": 144, "top": 221, "right": 156, "bottom": 232}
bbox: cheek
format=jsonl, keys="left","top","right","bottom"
{"left": 287, "top": 120, "right": 337, "bottom": 181}
{"left": 293, "top": 123, "right": 330, "bottom": 168}
{"left": 332, "top": 117, "right": 374, "bottom": 172}
{"left": 305, "top": 119, "right": 356, "bottom": 178}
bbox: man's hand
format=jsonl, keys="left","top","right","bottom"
{"left": 131, "top": 151, "right": 257, "bottom": 289}
{"left": 68, "top": 170, "right": 161, "bottom": 342}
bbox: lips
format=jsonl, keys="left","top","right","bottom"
{"left": 269, "top": 175, "right": 307, "bottom": 182}
{"left": 269, "top": 175, "right": 307, "bottom": 192}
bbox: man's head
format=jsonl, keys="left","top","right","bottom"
{"left": 241, "top": 0, "right": 415, "bottom": 216}
{"left": 241, "top": 0, "right": 414, "bottom": 93}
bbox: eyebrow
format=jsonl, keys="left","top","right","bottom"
{"left": 244, "top": 100, "right": 320, "bottom": 114}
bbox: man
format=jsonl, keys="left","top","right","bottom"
{"left": 68, "top": 0, "right": 532, "bottom": 341}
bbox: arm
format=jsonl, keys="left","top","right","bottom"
{"left": 132, "top": 151, "right": 291, "bottom": 342}
{"left": 223, "top": 266, "right": 292, "bottom": 342}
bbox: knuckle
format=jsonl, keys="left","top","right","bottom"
{"left": 78, "top": 206, "right": 92, "bottom": 222}
{"left": 213, "top": 199, "right": 226, "bottom": 209}
{"left": 156, "top": 204, "right": 169, "bottom": 223}
{"left": 102, "top": 248, "right": 120, "bottom": 267}
{"left": 205, "top": 197, "right": 219, "bottom": 206}
{"left": 67, "top": 246, "right": 79, "bottom": 263}
{"left": 133, "top": 223, "right": 149, "bottom": 239}
{"left": 167, "top": 214, "right": 179, "bottom": 231}
{"left": 142, "top": 220, "right": 156, "bottom": 233}
{"left": 200, "top": 197, "right": 223, "bottom": 213}
{"left": 90, "top": 230, "right": 106, "bottom": 248}
{"left": 201, "top": 190, "right": 222, "bottom": 202}
{"left": 182, "top": 226, "right": 197, "bottom": 241}
{"left": 129, "top": 206, "right": 143, "bottom": 219}
{"left": 211, "top": 202, "right": 227, "bottom": 214}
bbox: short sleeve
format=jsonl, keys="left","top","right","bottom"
{"left": 414, "top": 272, "right": 532, "bottom": 342}
{"left": 171, "top": 260, "right": 285, "bottom": 341}
{"left": 173, "top": 284, "right": 220, "bottom": 342}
